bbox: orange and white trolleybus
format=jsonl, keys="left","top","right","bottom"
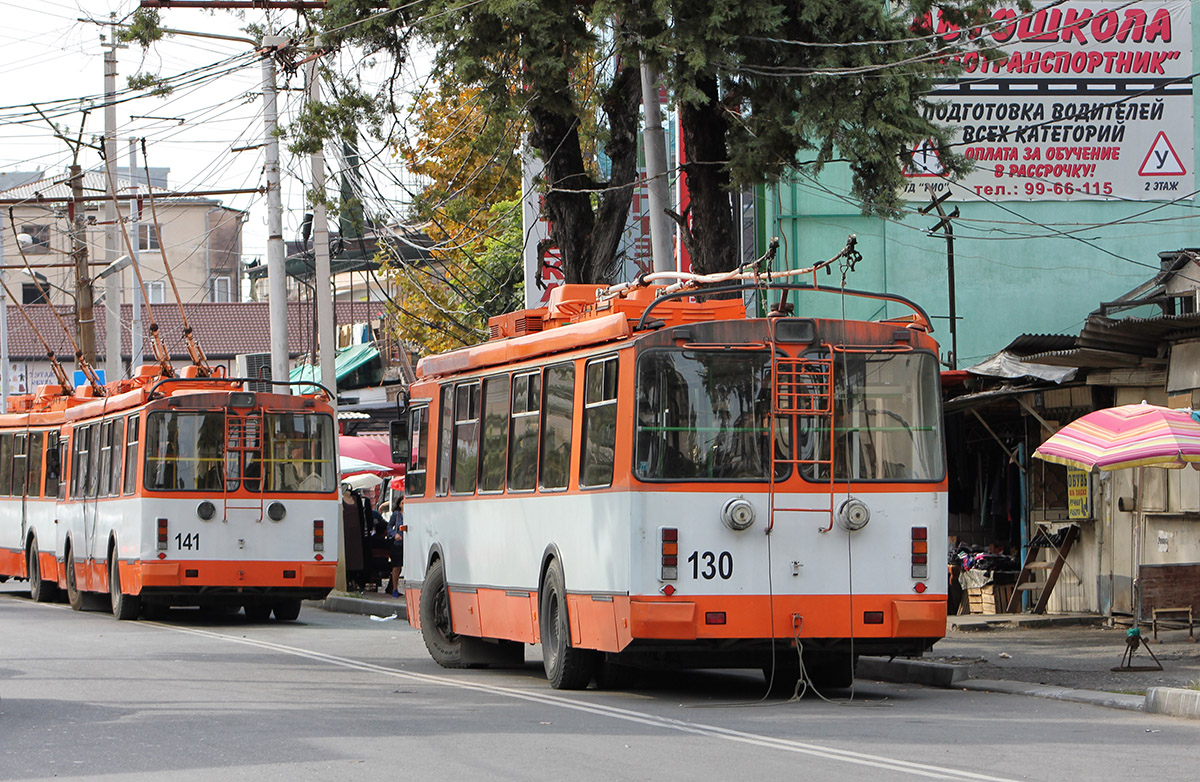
{"left": 0, "top": 366, "right": 339, "bottom": 621}
{"left": 395, "top": 267, "right": 947, "bottom": 690}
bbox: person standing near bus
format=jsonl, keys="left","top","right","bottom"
{"left": 386, "top": 497, "right": 404, "bottom": 598}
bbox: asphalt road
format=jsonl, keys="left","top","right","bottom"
{"left": 3, "top": 584, "right": 1200, "bottom": 782}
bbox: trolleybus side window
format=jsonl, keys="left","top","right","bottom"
{"left": 404, "top": 405, "right": 428, "bottom": 497}
{"left": 797, "top": 351, "right": 944, "bottom": 482}
{"left": 45, "top": 432, "right": 61, "bottom": 498}
{"left": 98, "top": 420, "right": 114, "bottom": 497}
{"left": 87, "top": 423, "right": 103, "bottom": 498}
{"left": 71, "top": 426, "right": 89, "bottom": 498}
{"left": 27, "top": 431, "right": 43, "bottom": 498}
{"left": 109, "top": 422, "right": 124, "bottom": 496}
{"left": 479, "top": 375, "right": 510, "bottom": 494}
{"left": 11, "top": 433, "right": 26, "bottom": 497}
{"left": 0, "top": 433, "right": 12, "bottom": 496}
{"left": 580, "top": 356, "right": 618, "bottom": 489}
{"left": 436, "top": 385, "right": 453, "bottom": 497}
{"left": 122, "top": 416, "right": 139, "bottom": 495}
{"left": 451, "top": 381, "right": 481, "bottom": 495}
{"left": 539, "top": 363, "right": 574, "bottom": 492}
{"left": 56, "top": 436, "right": 67, "bottom": 500}
{"left": 508, "top": 371, "right": 540, "bottom": 492}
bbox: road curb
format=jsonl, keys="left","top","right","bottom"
{"left": 950, "top": 615, "right": 1107, "bottom": 632}
{"left": 959, "top": 679, "right": 1146, "bottom": 712}
{"left": 857, "top": 656, "right": 968, "bottom": 688}
{"left": 1144, "top": 686, "right": 1200, "bottom": 720}
{"left": 314, "top": 594, "right": 408, "bottom": 621}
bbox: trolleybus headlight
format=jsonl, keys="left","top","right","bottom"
{"left": 721, "top": 497, "right": 756, "bottom": 531}
{"left": 197, "top": 501, "right": 217, "bottom": 521}
{"left": 836, "top": 497, "right": 870, "bottom": 531}
{"left": 267, "top": 501, "right": 286, "bottom": 522}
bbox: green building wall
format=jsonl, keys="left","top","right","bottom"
{"left": 760, "top": 6, "right": 1199, "bottom": 369}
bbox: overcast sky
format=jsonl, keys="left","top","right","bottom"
{"left": 0, "top": 0, "right": 421, "bottom": 265}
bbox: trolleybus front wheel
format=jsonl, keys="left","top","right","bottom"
{"left": 65, "top": 547, "right": 84, "bottom": 611}
{"left": 109, "top": 554, "right": 141, "bottom": 621}
{"left": 419, "top": 558, "right": 465, "bottom": 668}
{"left": 539, "top": 559, "right": 596, "bottom": 690}
{"left": 26, "top": 539, "right": 59, "bottom": 603}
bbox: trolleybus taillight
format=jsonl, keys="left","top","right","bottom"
{"left": 911, "top": 526, "right": 928, "bottom": 579}
{"left": 157, "top": 518, "right": 169, "bottom": 552}
{"left": 660, "top": 527, "right": 678, "bottom": 581}
{"left": 314, "top": 519, "right": 324, "bottom": 552}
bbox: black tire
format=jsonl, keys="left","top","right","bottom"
{"left": 244, "top": 604, "right": 272, "bottom": 622}
{"left": 110, "top": 554, "right": 141, "bottom": 621}
{"left": 763, "top": 663, "right": 802, "bottom": 697}
{"left": 419, "top": 559, "right": 465, "bottom": 668}
{"left": 26, "top": 540, "right": 59, "bottom": 603}
{"left": 272, "top": 599, "right": 302, "bottom": 621}
{"left": 803, "top": 652, "right": 855, "bottom": 690}
{"left": 65, "top": 547, "right": 84, "bottom": 612}
{"left": 595, "top": 658, "right": 638, "bottom": 690}
{"left": 539, "top": 559, "right": 596, "bottom": 690}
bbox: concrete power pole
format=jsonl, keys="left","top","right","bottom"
{"left": 129, "top": 139, "right": 143, "bottom": 366}
{"left": 69, "top": 163, "right": 97, "bottom": 368}
{"left": 306, "top": 57, "right": 337, "bottom": 410}
{"left": 103, "top": 15, "right": 124, "bottom": 382}
{"left": 639, "top": 59, "right": 673, "bottom": 273}
{"left": 262, "top": 36, "right": 290, "bottom": 389}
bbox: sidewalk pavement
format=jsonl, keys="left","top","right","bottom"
{"left": 315, "top": 592, "right": 1200, "bottom": 720}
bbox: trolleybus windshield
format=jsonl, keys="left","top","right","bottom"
{"left": 635, "top": 349, "right": 790, "bottom": 481}
{"left": 798, "top": 351, "right": 944, "bottom": 483}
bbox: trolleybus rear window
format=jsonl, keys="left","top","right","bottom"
{"left": 635, "top": 350, "right": 789, "bottom": 482}
{"left": 797, "top": 351, "right": 944, "bottom": 482}
{"left": 144, "top": 411, "right": 335, "bottom": 493}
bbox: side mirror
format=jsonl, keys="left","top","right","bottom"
{"left": 390, "top": 418, "right": 410, "bottom": 465}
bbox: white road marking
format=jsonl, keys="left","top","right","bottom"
{"left": 155, "top": 622, "right": 1019, "bottom": 782}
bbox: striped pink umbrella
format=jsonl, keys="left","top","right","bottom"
{"left": 1034, "top": 403, "right": 1200, "bottom": 471}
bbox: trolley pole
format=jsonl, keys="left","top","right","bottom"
{"left": 920, "top": 191, "right": 959, "bottom": 370}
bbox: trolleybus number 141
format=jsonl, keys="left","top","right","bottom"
{"left": 175, "top": 532, "right": 200, "bottom": 551}
{"left": 688, "top": 550, "right": 733, "bottom": 580}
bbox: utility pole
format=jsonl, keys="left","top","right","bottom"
{"left": 129, "top": 139, "right": 144, "bottom": 366}
{"left": 306, "top": 55, "right": 337, "bottom": 410}
{"left": 0, "top": 214, "right": 7, "bottom": 410}
{"left": 69, "top": 164, "right": 97, "bottom": 368}
{"left": 920, "top": 191, "right": 959, "bottom": 370}
{"left": 262, "top": 35, "right": 290, "bottom": 390}
{"left": 103, "top": 14, "right": 125, "bottom": 382}
{"left": 639, "top": 59, "right": 673, "bottom": 273}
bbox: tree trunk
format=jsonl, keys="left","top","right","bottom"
{"left": 586, "top": 63, "right": 642, "bottom": 283}
{"left": 527, "top": 103, "right": 596, "bottom": 285}
{"left": 680, "top": 75, "right": 736, "bottom": 275}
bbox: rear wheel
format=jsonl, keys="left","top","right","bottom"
{"left": 803, "top": 652, "right": 855, "bottom": 690}
{"left": 419, "top": 559, "right": 465, "bottom": 668}
{"left": 65, "top": 547, "right": 84, "bottom": 611}
{"left": 27, "top": 540, "right": 59, "bottom": 603}
{"left": 109, "top": 554, "right": 141, "bottom": 621}
{"left": 539, "top": 559, "right": 596, "bottom": 690}
{"left": 272, "top": 599, "right": 302, "bottom": 621}
{"left": 244, "top": 604, "right": 272, "bottom": 622}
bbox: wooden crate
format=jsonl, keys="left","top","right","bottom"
{"left": 964, "top": 584, "right": 1015, "bottom": 615}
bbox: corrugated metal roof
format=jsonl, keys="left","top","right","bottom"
{"left": 4, "top": 301, "right": 385, "bottom": 360}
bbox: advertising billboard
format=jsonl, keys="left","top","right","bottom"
{"left": 904, "top": 1, "right": 1193, "bottom": 201}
